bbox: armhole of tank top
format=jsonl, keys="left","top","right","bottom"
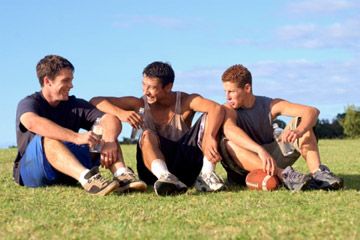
{"left": 175, "top": 91, "right": 181, "bottom": 114}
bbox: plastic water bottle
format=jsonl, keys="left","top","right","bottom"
{"left": 90, "top": 117, "right": 103, "bottom": 153}
{"left": 130, "top": 107, "right": 144, "bottom": 142}
{"left": 273, "top": 123, "right": 295, "bottom": 156}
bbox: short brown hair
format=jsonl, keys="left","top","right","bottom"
{"left": 36, "top": 55, "right": 74, "bottom": 86}
{"left": 221, "top": 64, "right": 252, "bottom": 88}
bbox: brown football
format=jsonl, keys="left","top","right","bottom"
{"left": 245, "top": 169, "right": 280, "bottom": 191}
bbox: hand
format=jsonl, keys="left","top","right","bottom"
{"left": 118, "top": 110, "right": 143, "bottom": 129}
{"left": 203, "top": 137, "right": 222, "bottom": 164}
{"left": 281, "top": 129, "right": 304, "bottom": 143}
{"left": 74, "top": 131, "right": 101, "bottom": 148}
{"left": 257, "top": 147, "right": 277, "bottom": 176}
{"left": 100, "top": 141, "right": 120, "bottom": 168}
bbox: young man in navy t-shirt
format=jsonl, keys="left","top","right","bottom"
{"left": 14, "top": 55, "right": 146, "bottom": 195}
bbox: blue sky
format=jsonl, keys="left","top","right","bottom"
{"left": 1, "top": 0, "right": 359, "bottom": 148}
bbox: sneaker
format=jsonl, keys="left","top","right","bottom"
{"left": 281, "top": 166, "right": 311, "bottom": 191}
{"left": 312, "top": 165, "right": 344, "bottom": 190}
{"left": 194, "top": 172, "right": 226, "bottom": 192}
{"left": 154, "top": 173, "right": 187, "bottom": 196}
{"left": 83, "top": 167, "right": 119, "bottom": 196}
{"left": 114, "top": 167, "right": 147, "bottom": 193}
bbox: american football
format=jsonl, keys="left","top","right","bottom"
{"left": 245, "top": 169, "right": 280, "bottom": 191}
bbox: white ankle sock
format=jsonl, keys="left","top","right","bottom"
{"left": 200, "top": 156, "right": 215, "bottom": 175}
{"left": 79, "top": 169, "right": 90, "bottom": 187}
{"left": 113, "top": 167, "right": 128, "bottom": 178}
{"left": 151, "top": 159, "right": 170, "bottom": 179}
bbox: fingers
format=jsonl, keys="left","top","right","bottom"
{"left": 127, "top": 112, "right": 143, "bottom": 129}
{"left": 206, "top": 147, "right": 222, "bottom": 163}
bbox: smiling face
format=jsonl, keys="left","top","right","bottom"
{"left": 222, "top": 81, "right": 251, "bottom": 109}
{"left": 142, "top": 75, "right": 172, "bottom": 104}
{"left": 43, "top": 68, "right": 74, "bottom": 105}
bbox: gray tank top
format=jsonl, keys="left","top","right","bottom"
{"left": 235, "top": 96, "right": 274, "bottom": 144}
{"left": 142, "top": 92, "right": 190, "bottom": 141}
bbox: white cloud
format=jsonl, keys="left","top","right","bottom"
{"left": 276, "top": 17, "right": 360, "bottom": 49}
{"left": 287, "top": 0, "right": 356, "bottom": 14}
{"left": 173, "top": 59, "right": 360, "bottom": 119}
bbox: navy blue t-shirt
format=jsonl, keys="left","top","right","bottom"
{"left": 15, "top": 91, "right": 104, "bottom": 157}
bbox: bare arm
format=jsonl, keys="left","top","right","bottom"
{"left": 223, "top": 104, "right": 276, "bottom": 175}
{"left": 98, "top": 113, "right": 122, "bottom": 168}
{"left": 90, "top": 96, "right": 143, "bottom": 128}
{"left": 271, "top": 99, "right": 320, "bottom": 142}
{"left": 20, "top": 112, "right": 98, "bottom": 146}
{"left": 186, "top": 94, "right": 225, "bottom": 163}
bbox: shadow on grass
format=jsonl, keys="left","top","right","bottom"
{"left": 339, "top": 174, "right": 360, "bottom": 191}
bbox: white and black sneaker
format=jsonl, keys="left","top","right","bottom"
{"left": 154, "top": 173, "right": 187, "bottom": 196}
{"left": 194, "top": 172, "right": 226, "bottom": 192}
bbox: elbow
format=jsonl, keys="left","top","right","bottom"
{"left": 312, "top": 107, "right": 320, "bottom": 119}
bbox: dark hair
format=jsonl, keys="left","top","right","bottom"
{"left": 221, "top": 64, "right": 252, "bottom": 88}
{"left": 142, "top": 61, "right": 175, "bottom": 87}
{"left": 36, "top": 55, "right": 74, "bottom": 86}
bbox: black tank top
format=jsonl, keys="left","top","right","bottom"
{"left": 235, "top": 96, "right": 274, "bottom": 144}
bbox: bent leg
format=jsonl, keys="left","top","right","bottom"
{"left": 43, "top": 137, "right": 88, "bottom": 180}
{"left": 297, "top": 129, "right": 321, "bottom": 173}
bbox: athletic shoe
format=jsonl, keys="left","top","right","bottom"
{"left": 154, "top": 173, "right": 187, "bottom": 196}
{"left": 312, "top": 164, "right": 344, "bottom": 190}
{"left": 83, "top": 167, "right": 119, "bottom": 196}
{"left": 281, "top": 166, "right": 311, "bottom": 191}
{"left": 114, "top": 167, "right": 147, "bottom": 193}
{"left": 194, "top": 172, "right": 226, "bottom": 192}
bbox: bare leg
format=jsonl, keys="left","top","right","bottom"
{"left": 225, "top": 140, "right": 284, "bottom": 178}
{"left": 297, "top": 129, "right": 321, "bottom": 173}
{"left": 140, "top": 130, "right": 166, "bottom": 170}
{"left": 43, "top": 137, "right": 87, "bottom": 180}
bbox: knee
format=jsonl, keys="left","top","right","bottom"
{"left": 140, "top": 130, "right": 159, "bottom": 147}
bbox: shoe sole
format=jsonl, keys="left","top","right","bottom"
{"left": 94, "top": 181, "right": 119, "bottom": 196}
{"left": 154, "top": 181, "right": 187, "bottom": 196}
{"left": 317, "top": 180, "right": 344, "bottom": 191}
{"left": 116, "top": 182, "right": 148, "bottom": 193}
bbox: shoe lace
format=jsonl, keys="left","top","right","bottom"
{"left": 205, "top": 172, "right": 222, "bottom": 185}
{"left": 88, "top": 173, "right": 108, "bottom": 186}
{"left": 288, "top": 171, "right": 306, "bottom": 182}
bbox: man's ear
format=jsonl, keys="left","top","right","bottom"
{"left": 164, "top": 83, "right": 173, "bottom": 92}
{"left": 244, "top": 83, "right": 252, "bottom": 93}
{"left": 43, "top": 76, "right": 51, "bottom": 86}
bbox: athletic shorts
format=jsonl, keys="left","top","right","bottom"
{"left": 17, "top": 135, "right": 100, "bottom": 187}
{"left": 220, "top": 117, "right": 301, "bottom": 185}
{"left": 136, "top": 117, "right": 204, "bottom": 187}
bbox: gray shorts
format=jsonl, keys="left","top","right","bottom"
{"left": 220, "top": 117, "right": 301, "bottom": 184}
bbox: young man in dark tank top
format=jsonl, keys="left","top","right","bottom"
{"left": 219, "top": 64, "right": 343, "bottom": 191}
{"left": 91, "top": 61, "right": 226, "bottom": 196}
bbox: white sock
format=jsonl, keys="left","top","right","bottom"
{"left": 200, "top": 156, "right": 215, "bottom": 175}
{"left": 151, "top": 159, "right": 170, "bottom": 179}
{"left": 79, "top": 169, "right": 90, "bottom": 187}
{"left": 113, "top": 167, "right": 128, "bottom": 178}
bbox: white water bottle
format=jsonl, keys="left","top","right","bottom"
{"left": 273, "top": 123, "right": 295, "bottom": 156}
{"left": 130, "top": 107, "right": 144, "bottom": 142}
{"left": 90, "top": 117, "right": 103, "bottom": 153}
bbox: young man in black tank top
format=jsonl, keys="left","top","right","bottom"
{"left": 91, "top": 61, "right": 226, "bottom": 196}
{"left": 219, "top": 64, "right": 343, "bottom": 191}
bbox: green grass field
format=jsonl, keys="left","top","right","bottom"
{"left": 1, "top": 139, "right": 359, "bottom": 240}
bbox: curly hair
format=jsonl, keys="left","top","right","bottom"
{"left": 221, "top": 64, "right": 252, "bottom": 88}
{"left": 36, "top": 55, "right": 74, "bottom": 86}
{"left": 142, "top": 61, "right": 175, "bottom": 87}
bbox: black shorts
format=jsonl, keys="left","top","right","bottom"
{"left": 136, "top": 117, "right": 204, "bottom": 187}
{"left": 219, "top": 137, "right": 248, "bottom": 186}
